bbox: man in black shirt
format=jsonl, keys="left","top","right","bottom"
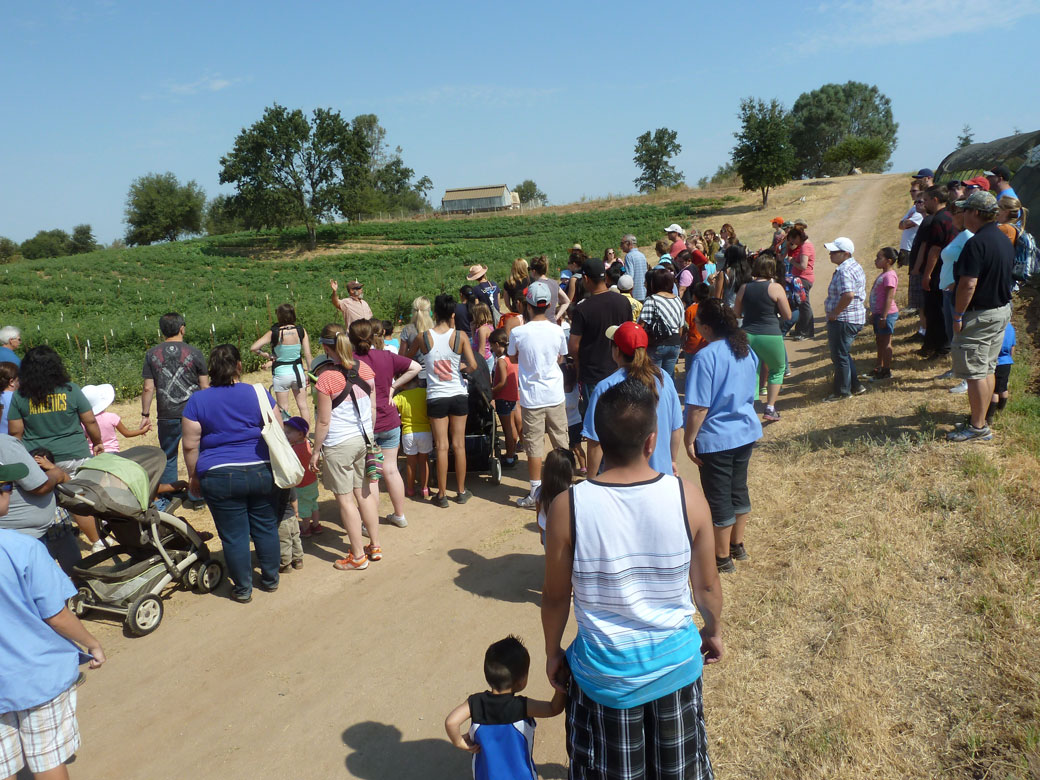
{"left": 947, "top": 191, "right": 1014, "bottom": 442}
{"left": 919, "top": 186, "right": 956, "bottom": 357}
{"left": 568, "top": 260, "right": 633, "bottom": 408}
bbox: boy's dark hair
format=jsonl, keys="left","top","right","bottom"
{"left": 30, "top": 447, "right": 55, "bottom": 462}
{"left": 381, "top": 320, "right": 394, "bottom": 336}
{"left": 605, "top": 263, "right": 623, "bottom": 287}
{"left": 159, "top": 312, "right": 185, "bottom": 338}
{"left": 693, "top": 282, "right": 711, "bottom": 302}
{"left": 490, "top": 327, "right": 508, "bottom": 346}
{"left": 459, "top": 285, "right": 474, "bottom": 301}
{"left": 594, "top": 379, "right": 657, "bottom": 465}
{"left": 484, "top": 635, "right": 530, "bottom": 691}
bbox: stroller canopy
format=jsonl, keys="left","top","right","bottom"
{"left": 72, "top": 447, "right": 166, "bottom": 515}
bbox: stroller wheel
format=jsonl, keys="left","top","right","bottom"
{"left": 69, "top": 586, "right": 93, "bottom": 617}
{"left": 489, "top": 457, "right": 503, "bottom": 486}
{"left": 196, "top": 560, "right": 224, "bottom": 594}
{"left": 126, "top": 594, "right": 163, "bottom": 637}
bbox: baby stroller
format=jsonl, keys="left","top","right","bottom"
{"left": 57, "top": 446, "right": 224, "bottom": 637}
{"left": 433, "top": 358, "right": 503, "bottom": 485}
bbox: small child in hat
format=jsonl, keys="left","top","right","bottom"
{"left": 81, "top": 383, "right": 150, "bottom": 454}
{"left": 284, "top": 416, "right": 322, "bottom": 536}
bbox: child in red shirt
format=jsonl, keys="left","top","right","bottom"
{"left": 285, "top": 417, "right": 322, "bottom": 536}
{"left": 490, "top": 328, "right": 521, "bottom": 468}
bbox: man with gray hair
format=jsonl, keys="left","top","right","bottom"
{"left": 621, "top": 234, "right": 648, "bottom": 301}
{"left": 947, "top": 191, "right": 1014, "bottom": 442}
{"left": 0, "top": 326, "right": 22, "bottom": 366}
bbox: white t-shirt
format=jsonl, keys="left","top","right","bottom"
{"left": 507, "top": 319, "right": 567, "bottom": 409}
{"left": 900, "top": 205, "right": 924, "bottom": 251}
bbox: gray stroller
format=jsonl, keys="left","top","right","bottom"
{"left": 57, "top": 446, "right": 224, "bottom": 636}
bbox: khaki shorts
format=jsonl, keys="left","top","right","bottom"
{"left": 0, "top": 685, "right": 79, "bottom": 777}
{"left": 320, "top": 437, "right": 366, "bottom": 494}
{"left": 521, "top": 402, "right": 569, "bottom": 459}
{"left": 952, "top": 304, "right": 1011, "bottom": 380}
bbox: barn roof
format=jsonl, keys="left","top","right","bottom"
{"left": 442, "top": 185, "right": 509, "bottom": 201}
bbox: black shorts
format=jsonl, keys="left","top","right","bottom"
{"left": 697, "top": 442, "right": 753, "bottom": 528}
{"left": 994, "top": 363, "right": 1012, "bottom": 395}
{"left": 568, "top": 422, "right": 583, "bottom": 448}
{"left": 426, "top": 394, "right": 468, "bottom": 419}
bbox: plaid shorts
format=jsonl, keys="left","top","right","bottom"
{"left": 907, "top": 272, "right": 924, "bottom": 310}
{"left": 0, "top": 686, "right": 80, "bottom": 776}
{"left": 567, "top": 677, "right": 713, "bottom": 780}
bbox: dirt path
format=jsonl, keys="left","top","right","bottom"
{"left": 69, "top": 176, "right": 892, "bottom": 780}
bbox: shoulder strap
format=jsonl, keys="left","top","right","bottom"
{"left": 296, "top": 324, "right": 305, "bottom": 341}
{"left": 420, "top": 330, "right": 432, "bottom": 354}
{"left": 251, "top": 383, "right": 274, "bottom": 424}
{"left": 452, "top": 329, "right": 464, "bottom": 354}
{"left": 271, "top": 325, "right": 280, "bottom": 348}
{"left": 328, "top": 366, "right": 371, "bottom": 446}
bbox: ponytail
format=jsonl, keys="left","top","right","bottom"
{"left": 333, "top": 332, "right": 355, "bottom": 370}
{"left": 698, "top": 298, "right": 749, "bottom": 359}
{"left": 622, "top": 346, "right": 662, "bottom": 401}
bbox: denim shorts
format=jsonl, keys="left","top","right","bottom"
{"left": 495, "top": 398, "right": 516, "bottom": 416}
{"left": 872, "top": 312, "right": 898, "bottom": 336}
{"left": 374, "top": 426, "right": 401, "bottom": 449}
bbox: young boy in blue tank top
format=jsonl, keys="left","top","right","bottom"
{"left": 445, "top": 636, "right": 565, "bottom": 780}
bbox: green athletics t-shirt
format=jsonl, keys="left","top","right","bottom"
{"left": 8, "top": 382, "right": 93, "bottom": 462}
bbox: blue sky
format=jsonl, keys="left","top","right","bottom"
{"left": 3, "top": 0, "right": 1040, "bottom": 244}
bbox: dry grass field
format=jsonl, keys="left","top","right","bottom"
{"left": 75, "top": 173, "right": 1039, "bottom": 779}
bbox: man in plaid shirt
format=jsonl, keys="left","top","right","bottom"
{"left": 823, "top": 237, "right": 868, "bottom": 401}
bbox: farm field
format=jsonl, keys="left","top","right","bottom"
{"left": 15, "top": 173, "right": 1040, "bottom": 779}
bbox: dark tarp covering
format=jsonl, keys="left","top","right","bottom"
{"left": 935, "top": 131, "right": 1040, "bottom": 228}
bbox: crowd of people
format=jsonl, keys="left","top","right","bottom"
{"left": 0, "top": 169, "right": 1030, "bottom": 778}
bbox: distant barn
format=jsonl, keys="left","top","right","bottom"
{"left": 441, "top": 184, "right": 515, "bottom": 213}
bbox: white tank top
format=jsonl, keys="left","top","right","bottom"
{"left": 422, "top": 329, "right": 466, "bottom": 400}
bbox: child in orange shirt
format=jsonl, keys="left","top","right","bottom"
{"left": 680, "top": 282, "right": 711, "bottom": 375}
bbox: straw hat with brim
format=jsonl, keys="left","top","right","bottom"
{"left": 81, "top": 384, "right": 115, "bottom": 416}
{"left": 0, "top": 462, "right": 29, "bottom": 482}
{"left": 466, "top": 264, "right": 488, "bottom": 281}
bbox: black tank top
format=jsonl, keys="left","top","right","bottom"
{"left": 741, "top": 280, "right": 781, "bottom": 335}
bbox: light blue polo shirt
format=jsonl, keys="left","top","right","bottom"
{"left": 0, "top": 529, "right": 79, "bottom": 712}
{"left": 582, "top": 368, "right": 683, "bottom": 474}
{"left": 684, "top": 340, "right": 763, "bottom": 454}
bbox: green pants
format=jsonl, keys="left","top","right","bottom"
{"left": 746, "top": 333, "right": 786, "bottom": 385}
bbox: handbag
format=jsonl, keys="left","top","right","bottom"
{"left": 251, "top": 384, "right": 305, "bottom": 489}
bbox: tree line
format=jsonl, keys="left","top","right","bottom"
{"left": 632, "top": 81, "right": 900, "bottom": 206}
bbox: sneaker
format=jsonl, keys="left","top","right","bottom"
{"left": 279, "top": 563, "right": 291, "bottom": 573}
{"left": 851, "top": 385, "right": 867, "bottom": 396}
{"left": 386, "top": 513, "right": 408, "bottom": 528}
{"left": 949, "top": 380, "right": 968, "bottom": 394}
{"left": 363, "top": 544, "right": 383, "bottom": 562}
{"left": 763, "top": 406, "right": 780, "bottom": 422}
{"left": 153, "top": 496, "right": 172, "bottom": 513}
{"left": 432, "top": 494, "right": 450, "bottom": 509}
{"left": 946, "top": 424, "right": 992, "bottom": 442}
{"left": 333, "top": 553, "right": 369, "bottom": 571}
{"left": 716, "top": 556, "right": 736, "bottom": 573}
{"left": 824, "top": 393, "right": 850, "bottom": 402}
{"left": 792, "top": 334, "right": 809, "bottom": 342}
{"left": 784, "top": 367, "right": 792, "bottom": 378}
{"left": 291, "top": 560, "right": 303, "bottom": 570}
{"left": 502, "top": 456, "right": 518, "bottom": 468}
{"left": 421, "top": 487, "right": 430, "bottom": 499}
{"left": 90, "top": 539, "right": 107, "bottom": 554}
{"left": 730, "top": 543, "right": 748, "bottom": 561}
{"left": 516, "top": 494, "right": 537, "bottom": 509}
{"left": 456, "top": 490, "right": 473, "bottom": 504}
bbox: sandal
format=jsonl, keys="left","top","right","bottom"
{"left": 364, "top": 544, "right": 383, "bottom": 561}
{"left": 333, "top": 552, "right": 368, "bottom": 571}
{"left": 310, "top": 522, "right": 324, "bottom": 535}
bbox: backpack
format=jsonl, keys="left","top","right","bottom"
{"left": 270, "top": 324, "right": 306, "bottom": 383}
{"left": 1013, "top": 228, "right": 1040, "bottom": 282}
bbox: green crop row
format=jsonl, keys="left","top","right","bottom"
{"left": 6, "top": 195, "right": 737, "bottom": 399}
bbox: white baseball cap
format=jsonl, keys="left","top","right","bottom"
{"left": 824, "top": 237, "right": 855, "bottom": 254}
{"left": 664, "top": 223, "right": 685, "bottom": 235}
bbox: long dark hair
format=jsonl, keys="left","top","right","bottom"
{"left": 725, "top": 245, "right": 752, "bottom": 292}
{"left": 433, "top": 294, "right": 456, "bottom": 325}
{"left": 697, "top": 298, "right": 749, "bottom": 358}
{"left": 537, "top": 448, "right": 575, "bottom": 521}
{"left": 17, "top": 346, "right": 71, "bottom": 404}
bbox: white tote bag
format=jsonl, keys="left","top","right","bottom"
{"left": 252, "top": 384, "right": 305, "bottom": 489}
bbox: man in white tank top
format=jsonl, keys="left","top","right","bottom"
{"left": 542, "top": 378, "right": 723, "bottom": 779}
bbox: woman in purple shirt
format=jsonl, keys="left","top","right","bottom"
{"left": 182, "top": 344, "right": 286, "bottom": 603}
{"left": 349, "top": 320, "right": 421, "bottom": 528}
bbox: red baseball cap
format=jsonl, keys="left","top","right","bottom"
{"left": 965, "top": 176, "right": 991, "bottom": 191}
{"left": 605, "top": 321, "right": 648, "bottom": 356}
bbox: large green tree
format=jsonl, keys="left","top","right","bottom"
{"left": 20, "top": 229, "right": 72, "bottom": 259}
{"left": 823, "top": 136, "right": 890, "bottom": 175}
{"left": 789, "top": 82, "right": 898, "bottom": 177}
{"left": 204, "top": 195, "right": 248, "bottom": 236}
{"left": 634, "top": 128, "right": 683, "bottom": 192}
{"left": 69, "top": 224, "right": 98, "bottom": 254}
{"left": 0, "top": 237, "right": 18, "bottom": 263}
{"left": 513, "top": 180, "right": 547, "bottom": 205}
{"left": 731, "top": 98, "right": 795, "bottom": 207}
{"left": 124, "top": 172, "right": 205, "bottom": 245}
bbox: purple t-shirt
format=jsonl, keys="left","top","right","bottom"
{"left": 356, "top": 349, "right": 415, "bottom": 433}
{"left": 182, "top": 384, "right": 272, "bottom": 475}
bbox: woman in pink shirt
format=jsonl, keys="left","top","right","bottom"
{"left": 785, "top": 227, "right": 816, "bottom": 339}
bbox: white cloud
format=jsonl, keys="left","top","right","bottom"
{"left": 804, "top": 0, "right": 1040, "bottom": 49}
{"left": 167, "top": 74, "right": 238, "bottom": 95}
